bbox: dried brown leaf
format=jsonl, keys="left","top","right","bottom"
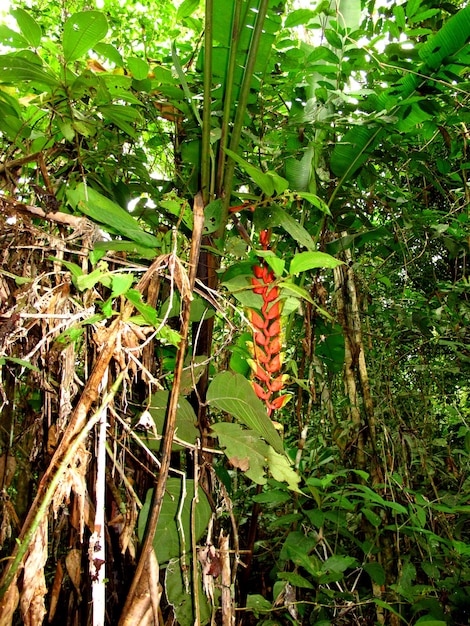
{"left": 0, "top": 583, "right": 19, "bottom": 626}
{"left": 65, "top": 549, "right": 82, "bottom": 600}
{"left": 20, "top": 517, "right": 47, "bottom": 626}
{"left": 48, "top": 559, "right": 63, "bottom": 623}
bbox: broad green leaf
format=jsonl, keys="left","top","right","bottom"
{"left": 266, "top": 447, "right": 301, "bottom": 492}
{"left": 99, "top": 104, "right": 142, "bottom": 137}
{"left": 63, "top": 11, "right": 108, "bottom": 64}
{"left": 419, "top": 6, "right": 470, "bottom": 69}
{"left": 224, "top": 148, "right": 275, "bottom": 197}
{"left": 207, "top": 371, "right": 284, "bottom": 454}
{"left": 330, "top": 125, "right": 382, "bottom": 180}
{"left": 255, "top": 250, "right": 285, "bottom": 277}
{"left": 76, "top": 263, "right": 111, "bottom": 291}
{"left": 141, "top": 390, "right": 200, "bottom": 451}
{"left": 289, "top": 251, "right": 342, "bottom": 275}
{"left": 93, "top": 42, "right": 123, "bottom": 66}
{"left": 203, "top": 198, "right": 223, "bottom": 234}
{"left": 245, "top": 595, "right": 271, "bottom": 615}
{"left": 0, "top": 53, "right": 57, "bottom": 87}
{"left": 127, "top": 56, "right": 149, "bottom": 80}
{"left": 278, "top": 281, "right": 314, "bottom": 305}
{"left": 406, "top": 0, "right": 421, "bottom": 18}
{"left": 364, "top": 562, "right": 386, "bottom": 585}
{"left": 315, "top": 320, "right": 345, "bottom": 373}
{"left": 321, "top": 555, "right": 357, "bottom": 574}
{"left": 110, "top": 273, "right": 134, "bottom": 298}
{"left": 277, "top": 571, "right": 314, "bottom": 589}
{"left": 177, "top": 0, "right": 200, "bottom": 20}
{"left": 296, "top": 192, "right": 331, "bottom": 215}
{"left": 211, "top": 422, "right": 269, "bottom": 485}
{"left": 373, "top": 599, "right": 407, "bottom": 623}
{"left": 138, "top": 478, "right": 211, "bottom": 564}
{"left": 125, "top": 290, "right": 160, "bottom": 328}
{"left": 0, "top": 25, "right": 29, "bottom": 49}
{"left": 254, "top": 206, "right": 315, "bottom": 251}
{"left": 11, "top": 8, "right": 42, "bottom": 47}
{"left": 284, "top": 9, "right": 315, "bottom": 28}
{"left": 165, "top": 557, "right": 210, "bottom": 625}
{"left": 93, "top": 240, "right": 157, "bottom": 260}
{"left": 67, "top": 183, "right": 160, "bottom": 249}
{"left": 280, "top": 531, "right": 319, "bottom": 577}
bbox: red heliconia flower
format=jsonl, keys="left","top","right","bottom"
{"left": 247, "top": 230, "right": 289, "bottom": 416}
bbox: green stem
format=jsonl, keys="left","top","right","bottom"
{"left": 215, "top": 0, "right": 243, "bottom": 198}
{"left": 201, "top": 0, "right": 213, "bottom": 205}
{"left": 217, "top": 0, "right": 270, "bottom": 239}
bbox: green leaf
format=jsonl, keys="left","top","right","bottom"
{"left": 330, "top": 125, "right": 382, "bottom": 180}
{"left": 141, "top": 390, "right": 200, "bottom": 451}
{"left": 211, "top": 422, "right": 269, "bottom": 485}
{"left": 279, "top": 281, "right": 314, "bottom": 305}
{"left": 284, "top": 9, "right": 315, "bottom": 28}
{"left": 110, "top": 273, "right": 134, "bottom": 298}
{"left": 177, "top": 0, "right": 200, "bottom": 20}
{"left": 290, "top": 251, "right": 342, "bottom": 275}
{"left": 125, "top": 290, "right": 159, "bottom": 328}
{"left": 0, "top": 25, "right": 29, "bottom": 49}
{"left": 99, "top": 104, "right": 142, "bottom": 137}
{"left": 296, "top": 192, "right": 331, "bottom": 215}
{"left": 277, "top": 571, "right": 314, "bottom": 589}
{"left": 321, "top": 555, "right": 357, "bottom": 574}
{"left": 224, "top": 148, "right": 275, "bottom": 197}
{"left": 203, "top": 198, "right": 223, "bottom": 234}
{"left": 254, "top": 206, "right": 315, "bottom": 251}
{"left": 245, "top": 595, "right": 272, "bottom": 615}
{"left": 63, "top": 11, "right": 108, "bottom": 64}
{"left": 11, "top": 8, "right": 42, "bottom": 47}
{"left": 138, "top": 478, "right": 211, "bottom": 564}
{"left": 266, "top": 447, "right": 301, "bottom": 492}
{"left": 67, "top": 183, "right": 160, "bottom": 249}
{"left": 165, "top": 557, "right": 211, "bottom": 625}
{"left": 0, "top": 357, "right": 40, "bottom": 372}
{"left": 0, "top": 53, "right": 58, "bottom": 87}
{"left": 207, "top": 371, "right": 284, "bottom": 454}
{"left": 280, "top": 531, "right": 319, "bottom": 577}
{"left": 364, "top": 562, "right": 386, "bottom": 586}
{"left": 127, "top": 56, "right": 149, "bottom": 80}
{"left": 419, "top": 6, "right": 470, "bottom": 70}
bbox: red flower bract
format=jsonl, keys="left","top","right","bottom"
{"left": 247, "top": 231, "right": 288, "bottom": 416}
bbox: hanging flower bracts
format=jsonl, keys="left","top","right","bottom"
{"left": 247, "top": 230, "right": 290, "bottom": 416}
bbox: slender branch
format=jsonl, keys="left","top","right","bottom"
{"left": 118, "top": 192, "right": 205, "bottom": 623}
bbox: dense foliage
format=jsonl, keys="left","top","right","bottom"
{"left": 0, "top": 0, "right": 469, "bottom": 625}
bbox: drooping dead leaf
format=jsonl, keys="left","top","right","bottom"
{"left": 65, "top": 549, "right": 82, "bottom": 601}
{"left": 48, "top": 559, "right": 63, "bottom": 623}
{"left": 20, "top": 516, "right": 48, "bottom": 626}
{"left": 52, "top": 443, "right": 90, "bottom": 541}
{"left": 0, "top": 454, "right": 16, "bottom": 489}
